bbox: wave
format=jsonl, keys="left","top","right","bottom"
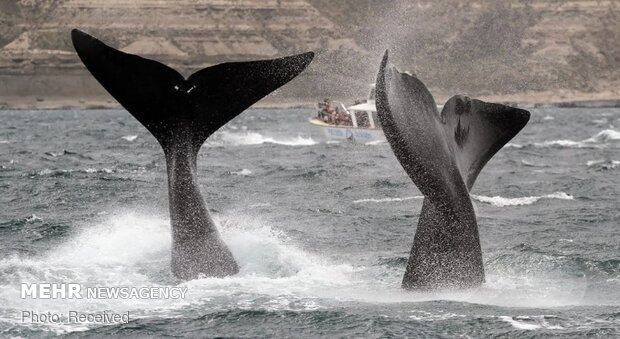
{"left": 587, "top": 159, "right": 620, "bottom": 169}
{"left": 529, "top": 129, "right": 620, "bottom": 149}
{"left": 499, "top": 315, "right": 564, "bottom": 330}
{"left": 25, "top": 214, "right": 42, "bottom": 223}
{"left": 354, "top": 192, "right": 574, "bottom": 206}
{"left": 28, "top": 167, "right": 122, "bottom": 177}
{"left": 84, "top": 167, "right": 114, "bottom": 174}
{"left": 1, "top": 210, "right": 617, "bottom": 335}
{"left": 520, "top": 159, "right": 550, "bottom": 167}
{"left": 230, "top": 168, "right": 252, "bottom": 176}
{"left": 44, "top": 150, "right": 93, "bottom": 159}
{"left": 353, "top": 196, "right": 423, "bottom": 203}
{"left": 210, "top": 131, "right": 317, "bottom": 147}
{"left": 471, "top": 192, "right": 573, "bottom": 207}
{"left": 365, "top": 140, "right": 386, "bottom": 146}
{"left": 371, "top": 179, "right": 405, "bottom": 188}
{"left": 583, "top": 129, "right": 620, "bottom": 142}
{"left": 121, "top": 135, "right": 138, "bottom": 142}
{"left": 0, "top": 212, "right": 357, "bottom": 333}
{"left": 504, "top": 143, "right": 523, "bottom": 149}
{"left": 533, "top": 140, "right": 585, "bottom": 148}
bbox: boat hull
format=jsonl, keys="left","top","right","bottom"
{"left": 309, "top": 119, "right": 385, "bottom": 143}
{"left": 324, "top": 126, "right": 384, "bottom": 143}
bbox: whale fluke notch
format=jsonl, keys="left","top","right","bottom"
{"left": 376, "top": 50, "right": 530, "bottom": 290}
{"left": 71, "top": 28, "right": 314, "bottom": 279}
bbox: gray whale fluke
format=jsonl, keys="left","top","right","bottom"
{"left": 71, "top": 29, "right": 314, "bottom": 280}
{"left": 376, "top": 51, "right": 530, "bottom": 290}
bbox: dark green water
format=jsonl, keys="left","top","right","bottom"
{"left": 0, "top": 108, "right": 618, "bottom": 337}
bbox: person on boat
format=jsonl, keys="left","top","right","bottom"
{"left": 317, "top": 102, "right": 326, "bottom": 119}
{"left": 334, "top": 106, "right": 343, "bottom": 125}
{"left": 326, "top": 100, "right": 338, "bottom": 124}
{"left": 317, "top": 98, "right": 332, "bottom": 122}
{"left": 327, "top": 107, "right": 336, "bottom": 124}
{"left": 336, "top": 108, "right": 352, "bottom": 126}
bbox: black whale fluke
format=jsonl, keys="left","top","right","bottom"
{"left": 71, "top": 28, "right": 314, "bottom": 280}
{"left": 376, "top": 50, "right": 530, "bottom": 290}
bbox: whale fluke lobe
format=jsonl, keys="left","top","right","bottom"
{"left": 376, "top": 51, "right": 530, "bottom": 290}
{"left": 71, "top": 28, "right": 314, "bottom": 279}
{"left": 70, "top": 29, "right": 314, "bottom": 152}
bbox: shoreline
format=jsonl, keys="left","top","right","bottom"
{"left": 2, "top": 94, "right": 620, "bottom": 111}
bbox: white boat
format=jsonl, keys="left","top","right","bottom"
{"left": 309, "top": 85, "right": 386, "bottom": 144}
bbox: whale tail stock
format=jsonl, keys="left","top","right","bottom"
{"left": 376, "top": 51, "right": 530, "bottom": 289}
{"left": 72, "top": 28, "right": 314, "bottom": 279}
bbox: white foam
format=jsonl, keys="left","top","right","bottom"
{"left": 231, "top": 169, "right": 252, "bottom": 176}
{"left": 25, "top": 214, "right": 42, "bottom": 223}
{"left": 0, "top": 212, "right": 357, "bottom": 333}
{"left": 121, "top": 135, "right": 138, "bottom": 142}
{"left": 38, "top": 168, "right": 56, "bottom": 175}
{"left": 365, "top": 140, "right": 386, "bottom": 145}
{"left": 471, "top": 192, "right": 573, "bottom": 207}
{"left": 533, "top": 140, "right": 583, "bottom": 147}
{"left": 0, "top": 210, "right": 611, "bottom": 334}
{"left": 543, "top": 115, "right": 555, "bottom": 121}
{"left": 34, "top": 168, "right": 116, "bottom": 176}
{"left": 532, "top": 129, "right": 620, "bottom": 148}
{"left": 582, "top": 129, "right": 620, "bottom": 143}
{"left": 499, "top": 315, "right": 564, "bottom": 330}
{"left": 499, "top": 316, "right": 542, "bottom": 330}
{"left": 587, "top": 159, "right": 620, "bottom": 168}
{"left": 212, "top": 131, "right": 317, "bottom": 146}
{"left": 353, "top": 196, "right": 423, "bottom": 204}
{"left": 409, "top": 310, "right": 465, "bottom": 321}
{"left": 504, "top": 143, "right": 523, "bottom": 149}
{"left": 521, "top": 159, "right": 549, "bottom": 167}
{"left": 83, "top": 168, "right": 114, "bottom": 174}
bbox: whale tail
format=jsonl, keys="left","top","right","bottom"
{"left": 376, "top": 51, "right": 530, "bottom": 289}
{"left": 72, "top": 29, "right": 314, "bottom": 279}
{"left": 71, "top": 28, "right": 314, "bottom": 153}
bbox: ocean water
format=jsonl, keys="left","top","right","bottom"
{"left": 0, "top": 107, "right": 618, "bottom": 337}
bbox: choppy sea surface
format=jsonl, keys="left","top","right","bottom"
{"left": 0, "top": 107, "right": 618, "bottom": 338}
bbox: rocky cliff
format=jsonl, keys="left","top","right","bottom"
{"left": 0, "top": 0, "right": 619, "bottom": 108}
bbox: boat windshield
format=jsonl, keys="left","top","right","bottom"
{"left": 368, "top": 86, "right": 376, "bottom": 101}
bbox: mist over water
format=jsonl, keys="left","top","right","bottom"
{"left": 0, "top": 107, "right": 619, "bottom": 337}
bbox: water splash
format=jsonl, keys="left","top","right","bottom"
{"left": 0, "top": 210, "right": 615, "bottom": 334}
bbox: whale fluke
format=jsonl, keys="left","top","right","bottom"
{"left": 71, "top": 29, "right": 314, "bottom": 279}
{"left": 376, "top": 51, "right": 530, "bottom": 290}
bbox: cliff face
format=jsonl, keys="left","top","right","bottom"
{"left": 0, "top": 0, "right": 619, "bottom": 107}
{"left": 0, "top": 0, "right": 363, "bottom": 103}
{"left": 0, "top": 0, "right": 357, "bottom": 62}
